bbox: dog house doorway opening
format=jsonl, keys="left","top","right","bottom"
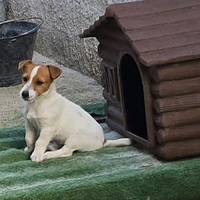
{"left": 119, "top": 54, "right": 148, "bottom": 140}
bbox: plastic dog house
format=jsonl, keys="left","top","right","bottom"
{"left": 80, "top": 0, "right": 200, "bottom": 160}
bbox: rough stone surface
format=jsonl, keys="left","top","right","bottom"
{"left": 6, "top": 0, "right": 138, "bottom": 81}
{"left": 0, "top": 0, "right": 5, "bottom": 22}
{"left": 0, "top": 52, "right": 104, "bottom": 129}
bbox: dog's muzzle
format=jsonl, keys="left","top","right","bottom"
{"left": 21, "top": 90, "right": 29, "bottom": 100}
{"left": 20, "top": 88, "right": 36, "bottom": 102}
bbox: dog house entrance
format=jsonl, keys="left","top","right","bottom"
{"left": 120, "top": 54, "right": 148, "bottom": 140}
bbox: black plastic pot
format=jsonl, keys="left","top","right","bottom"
{"left": 0, "top": 18, "right": 43, "bottom": 87}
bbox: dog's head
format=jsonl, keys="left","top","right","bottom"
{"left": 18, "top": 60, "right": 62, "bottom": 102}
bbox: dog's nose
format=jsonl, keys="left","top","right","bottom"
{"left": 22, "top": 90, "right": 29, "bottom": 99}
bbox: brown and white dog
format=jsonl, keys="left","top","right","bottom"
{"left": 18, "top": 60, "right": 131, "bottom": 162}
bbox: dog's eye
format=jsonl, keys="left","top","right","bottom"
{"left": 23, "top": 77, "right": 28, "bottom": 82}
{"left": 36, "top": 81, "right": 44, "bottom": 86}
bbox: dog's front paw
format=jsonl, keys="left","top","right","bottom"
{"left": 30, "top": 151, "right": 44, "bottom": 162}
{"left": 43, "top": 152, "right": 52, "bottom": 160}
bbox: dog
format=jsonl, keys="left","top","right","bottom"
{"left": 18, "top": 60, "right": 131, "bottom": 162}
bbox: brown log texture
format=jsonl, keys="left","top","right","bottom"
{"left": 98, "top": 44, "right": 119, "bottom": 64}
{"left": 156, "top": 123, "right": 200, "bottom": 144}
{"left": 101, "top": 61, "right": 120, "bottom": 100}
{"left": 148, "top": 59, "right": 200, "bottom": 83}
{"left": 107, "top": 105, "right": 124, "bottom": 125}
{"left": 106, "top": 118, "right": 150, "bottom": 147}
{"left": 106, "top": 118, "right": 128, "bottom": 138}
{"left": 103, "top": 89, "right": 121, "bottom": 109}
{"left": 98, "top": 37, "right": 128, "bottom": 52}
{"left": 96, "top": 24, "right": 126, "bottom": 42}
{"left": 153, "top": 92, "right": 200, "bottom": 113}
{"left": 151, "top": 77, "right": 200, "bottom": 98}
{"left": 156, "top": 138, "right": 200, "bottom": 160}
{"left": 154, "top": 107, "right": 200, "bottom": 128}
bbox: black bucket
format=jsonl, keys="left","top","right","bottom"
{"left": 0, "top": 18, "right": 43, "bottom": 87}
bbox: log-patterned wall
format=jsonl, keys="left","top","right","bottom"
{"left": 98, "top": 25, "right": 129, "bottom": 133}
{"left": 149, "top": 59, "right": 200, "bottom": 159}
{"left": 97, "top": 19, "right": 200, "bottom": 159}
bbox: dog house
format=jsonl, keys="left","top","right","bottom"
{"left": 80, "top": 0, "right": 200, "bottom": 160}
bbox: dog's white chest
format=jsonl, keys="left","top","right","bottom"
{"left": 26, "top": 109, "right": 42, "bottom": 130}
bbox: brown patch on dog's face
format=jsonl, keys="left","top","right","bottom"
{"left": 21, "top": 64, "right": 36, "bottom": 88}
{"left": 31, "top": 65, "right": 53, "bottom": 97}
{"left": 19, "top": 61, "right": 62, "bottom": 101}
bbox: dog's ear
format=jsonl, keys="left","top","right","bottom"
{"left": 48, "top": 65, "right": 62, "bottom": 80}
{"left": 18, "top": 60, "right": 32, "bottom": 72}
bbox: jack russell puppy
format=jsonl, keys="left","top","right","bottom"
{"left": 18, "top": 60, "right": 131, "bottom": 162}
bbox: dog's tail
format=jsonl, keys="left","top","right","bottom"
{"left": 103, "top": 138, "right": 132, "bottom": 147}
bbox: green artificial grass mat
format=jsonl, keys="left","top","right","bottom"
{"left": 81, "top": 103, "right": 105, "bottom": 116}
{"left": 0, "top": 125, "right": 200, "bottom": 200}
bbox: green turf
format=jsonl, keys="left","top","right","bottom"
{"left": 81, "top": 103, "right": 105, "bottom": 116}
{"left": 0, "top": 125, "right": 200, "bottom": 200}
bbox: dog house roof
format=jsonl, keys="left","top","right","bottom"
{"left": 80, "top": 0, "right": 200, "bottom": 67}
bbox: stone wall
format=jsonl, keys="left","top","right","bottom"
{"left": 6, "top": 0, "right": 137, "bottom": 81}
{"left": 0, "top": 0, "right": 6, "bottom": 21}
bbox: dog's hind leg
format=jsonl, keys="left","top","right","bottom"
{"left": 43, "top": 144, "right": 74, "bottom": 160}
